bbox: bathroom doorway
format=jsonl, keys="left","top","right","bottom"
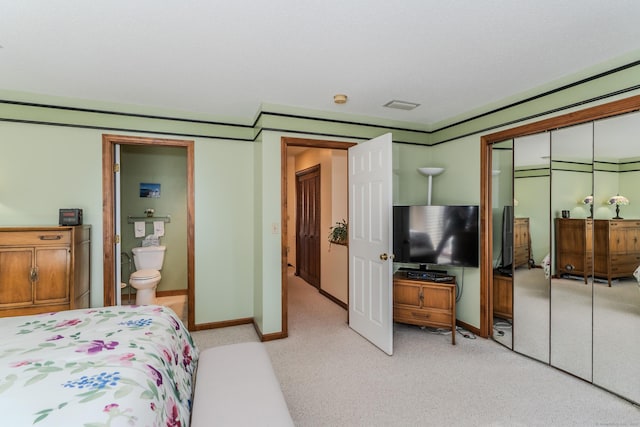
{"left": 102, "top": 134, "right": 195, "bottom": 330}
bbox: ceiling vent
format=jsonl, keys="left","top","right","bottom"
{"left": 383, "top": 100, "right": 420, "bottom": 111}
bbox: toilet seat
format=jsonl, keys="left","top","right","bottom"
{"left": 130, "top": 269, "right": 161, "bottom": 281}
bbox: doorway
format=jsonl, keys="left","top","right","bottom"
{"left": 281, "top": 137, "right": 356, "bottom": 336}
{"left": 102, "top": 134, "right": 195, "bottom": 330}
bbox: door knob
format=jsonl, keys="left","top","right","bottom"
{"left": 380, "top": 253, "right": 395, "bottom": 261}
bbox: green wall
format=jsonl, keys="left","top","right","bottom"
{"left": 0, "top": 122, "right": 104, "bottom": 306}
{"left": 516, "top": 175, "right": 551, "bottom": 264}
{"left": 2, "top": 51, "right": 640, "bottom": 335}
{"left": 428, "top": 135, "right": 482, "bottom": 327}
{"left": 193, "top": 138, "right": 255, "bottom": 325}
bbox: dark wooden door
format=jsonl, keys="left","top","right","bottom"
{"left": 296, "top": 165, "right": 321, "bottom": 288}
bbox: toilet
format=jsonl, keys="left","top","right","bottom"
{"left": 129, "top": 245, "right": 166, "bottom": 305}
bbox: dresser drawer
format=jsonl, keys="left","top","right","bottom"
{"left": 609, "top": 262, "right": 639, "bottom": 275}
{"left": 0, "top": 230, "right": 71, "bottom": 246}
{"left": 610, "top": 254, "right": 640, "bottom": 265}
{"left": 394, "top": 307, "right": 452, "bottom": 326}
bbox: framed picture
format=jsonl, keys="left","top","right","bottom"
{"left": 140, "top": 182, "right": 161, "bottom": 198}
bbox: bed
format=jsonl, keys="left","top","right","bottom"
{"left": 0, "top": 304, "right": 198, "bottom": 426}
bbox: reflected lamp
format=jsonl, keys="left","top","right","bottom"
{"left": 582, "top": 195, "right": 593, "bottom": 218}
{"left": 607, "top": 194, "right": 629, "bottom": 219}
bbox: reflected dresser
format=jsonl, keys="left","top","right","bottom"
{"left": 594, "top": 219, "right": 640, "bottom": 286}
{"left": 514, "top": 217, "right": 531, "bottom": 268}
{"left": 555, "top": 218, "right": 593, "bottom": 283}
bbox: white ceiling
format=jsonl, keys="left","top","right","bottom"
{"left": 1, "top": 1, "right": 640, "bottom": 126}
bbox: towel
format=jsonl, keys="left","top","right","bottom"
{"left": 154, "top": 221, "right": 165, "bottom": 237}
{"left": 134, "top": 221, "right": 145, "bottom": 238}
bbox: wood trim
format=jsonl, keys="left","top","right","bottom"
{"left": 479, "top": 132, "right": 492, "bottom": 338}
{"left": 456, "top": 319, "right": 481, "bottom": 337}
{"left": 192, "top": 317, "right": 253, "bottom": 332}
{"left": 102, "top": 137, "right": 116, "bottom": 308}
{"left": 480, "top": 94, "right": 640, "bottom": 339}
{"left": 156, "top": 289, "right": 188, "bottom": 297}
{"left": 254, "top": 319, "right": 289, "bottom": 342}
{"left": 282, "top": 137, "right": 360, "bottom": 150}
{"left": 483, "top": 94, "right": 640, "bottom": 144}
{"left": 319, "top": 289, "right": 348, "bottom": 310}
{"left": 186, "top": 141, "right": 195, "bottom": 331}
{"left": 102, "top": 134, "right": 195, "bottom": 330}
{"left": 280, "top": 137, "right": 356, "bottom": 338}
{"left": 280, "top": 139, "right": 289, "bottom": 337}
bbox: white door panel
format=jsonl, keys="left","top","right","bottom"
{"left": 348, "top": 133, "right": 393, "bottom": 355}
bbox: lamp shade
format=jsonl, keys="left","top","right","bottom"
{"left": 417, "top": 167, "right": 444, "bottom": 177}
{"left": 608, "top": 194, "right": 629, "bottom": 206}
{"left": 417, "top": 167, "right": 444, "bottom": 205}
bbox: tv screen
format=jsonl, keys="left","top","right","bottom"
{"left": 393, "top": 205, "right": 479, "bottom": 267}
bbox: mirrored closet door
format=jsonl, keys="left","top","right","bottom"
{"left": 512, "top": 133, "right": 550, "bottom": 364}
{"left": 491, "top": 139, "right": 514, "bottom": 349}
{"left": 549, "top": 122, "right": 594, "bottom": 381}
{"left": 592, "top": 111, "right": 640, "bottom": 403}
{"left": 486, "top": 96, "right": 640, "bottom": 406}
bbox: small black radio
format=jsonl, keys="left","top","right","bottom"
{"left": 59, "top": 208, "right": 83, "bottom": 226}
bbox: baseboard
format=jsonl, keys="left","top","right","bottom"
{"left": 156, "top": 289, "right": 188, "bottom": 297}
{"left": 456, "top": 319, "right": 482, "bottom": 337}
{"left": 319, "top": 289, "right": 348, "bottom": 310}
{"left": 253, "top": 320, "right": 288, "bottom": 341}
{"left": 192, "top": 317, "right": 253, "bottom": 331}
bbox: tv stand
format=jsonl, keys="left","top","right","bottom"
{"left": 393, "top": 272, "right": 456, "bottom": 344}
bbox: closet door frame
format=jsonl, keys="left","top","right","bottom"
{"left": 480, "top": 94, "right": 640, "bottom": 338}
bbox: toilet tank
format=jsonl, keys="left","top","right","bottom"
{"left": 131, "top": 246, "right": 166, "bottom": 271}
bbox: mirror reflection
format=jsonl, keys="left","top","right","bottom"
{"left": 492, "top": 139, "right": 514, "bottom": 348}
{"left": 550, "top": 122, "right": 594, "bottom": 381}
{"left": 512, "top": 133, "right": 550, "bottom": 363}
{"left": 592, "top": 111, "right": 640, "bottom": 403}
{"left": 489, "top": 101, "right": 640, "bottom": 406}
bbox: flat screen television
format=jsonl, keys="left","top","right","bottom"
{"left": 393, "top": 205, "right": 479, "bottom": 267}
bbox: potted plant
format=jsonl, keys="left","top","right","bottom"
{"left": 328, "top": 219, "right": 348, "bottom": 246}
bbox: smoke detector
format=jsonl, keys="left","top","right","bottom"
{"left": 334, "top": 94, "right": 348, "bottom": 104}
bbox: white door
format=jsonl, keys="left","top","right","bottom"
{"left": 348, "top": 133, "right": 394, "bottom": 355}
{"left": 114, "top": 144, "right": 122, "bottom": 305}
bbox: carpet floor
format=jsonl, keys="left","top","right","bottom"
{"left": 191, "top": 269, "right": 640, "bottom": 426}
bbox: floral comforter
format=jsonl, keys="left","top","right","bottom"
{"left": 0, "top": 305, "right": 199, "bottom": 426}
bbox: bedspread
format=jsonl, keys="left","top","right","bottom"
{"left": 0, "top": 305, "right": 198, "bottom": 426}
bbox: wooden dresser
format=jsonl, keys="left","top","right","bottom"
{"left": 555, "top": 218, "right": 593, "bottom": 283}
{"left": 492, "top": 271, "right": 513, "bottom": 320}
{"left": 0, "top": 226, "right": 91, "bottom": 317}
{"left": 594, "top": 219, "right": 640, "bottom": 286}
{"left": 393, "top": 272, "right": 457, "bottom": 344}
{"left": 514, "top": 217, "right": 531, "bottom": 268}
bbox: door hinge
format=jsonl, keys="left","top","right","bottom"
{"left": 113, "top": 163, "right": 120, "bottom": 173}
{"left": 115, "top": 235, "right": 120, "bottom": 244}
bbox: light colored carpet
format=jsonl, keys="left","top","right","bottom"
{"left": 191, "top": 269, "right": 640, "bottom": 426}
